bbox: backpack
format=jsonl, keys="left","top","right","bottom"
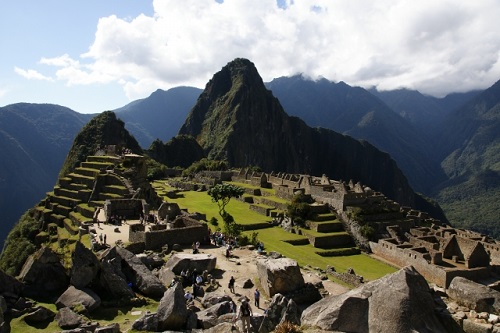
{"left": 241, "top": 302, "right": 250, "bottom": 316}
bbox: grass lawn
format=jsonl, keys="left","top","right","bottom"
{"left": 248, "top": 227, "right": 396, "bottom": 282}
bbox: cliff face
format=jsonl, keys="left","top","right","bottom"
{"left": 180, "top": 58, "right": 417, "bottom": 207}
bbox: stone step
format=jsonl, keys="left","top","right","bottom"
{"left": 63, "top": 218, "right": 79, "bottom": 235}
{"left": 315, "top": 247, "right": 361, "bottom": 257}
{"left": 98, "top": 192, "right": 123, "bottom": 200}
{"left": 80, "top": 161, "right": 114, "bottom": 170}
{"left": 68, "top": 173, "right": 95, "bottom": 187}
{"left": 49, "top": 213, "right": 66, "bottom": 228}
{"left": 66, "top": 183, "right": 88, "bottom": 191}
{"left": 306, "top": 220, "right": 344, "bottom": 233}
{"left": 54, "top": 187, "right": 79, "bottom": 200}
{"left": 74, "top": 167, "right": 99, "bottom": 178}
{"left": 87, "top": 155, "right": 120, "bottom": 164}
{"left": 303, "top": 231, "right": 354, "bottom": 249}
{"left": 312, "top": 213, "right": 337, "bottom": 222}
{"left": 77, "top": 204, "right": 96, "bottom": 219}
{"left": 282, "top": 238, "right": 310, "bottom": 246}
{"left": 103, "top": 184, "right": 129, "bottom": 196}
{"left": 51, "top": 203, "right": 72, "bottom": 216}
{"left": 47, "top": 193, "right": 80, "bottom": 210}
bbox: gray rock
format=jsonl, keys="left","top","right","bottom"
{"left": 137, "top": 253, "right": 164, "bottom": 270}
{"left": 448, "top": 277, "right": 500, "bottom": 314}
{"left": 256, "top": 258, "right": 304, "bottom": 297}
{"left": 116, "top": 247, "right": 166, "bottom": 299}
{"left": 164, "top": 253, "right": 217, "bottom": 275}
{"left": 23, "top": 305, "right": 56, "bottom": 324}
{"left": 56, "top": 286, "right": 101, "bottom": 313}
{"left": 463, "top": 318, "right": 493, "bottom": 333}
{"left": 71, "top": 242, "right": 100, "bottom": 289}
{"left": 201, "top": 291, "right": 234, "bottom": 308}
{"left": 197, "top": 322, "right": 237, "bottom": 333}
{"left": 94, "top": 323, "right": 121, "bottom": 333}
{"left": 242, "top": 279, "right": 254, "bottom": 288}
{"left": 55, "top": 307, "right": 82, "bottom": 330}
{"left": 18, "top": 246, "right": 69, "bottom": 300}
{"left": 258, "top": 294, "right": 299, "bottom": 333}
{"left": 186, "top": 310, "right": 198, "bottom": 330}
{"left": 157, "top": 282, "right": 187, "bottom": 331}
{"left": 99, "top": 252, "right": 135, "bottom": 300}
{"left": 197, "top": 301, "right": 234, "bottom": 329}
{"left": 132, "top": 312, "right": 159, "bottom": 331}
{"left": 301, "top": 266, "right": 447, "bottom": 333}
{"left": 158, "top": 266, "right": 176, "bottom": 287}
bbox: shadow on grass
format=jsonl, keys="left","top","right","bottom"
{"left": 89, "top": 305, "right": 134, "bottom": 321}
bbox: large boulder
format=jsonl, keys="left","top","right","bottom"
{"left": 115, "top": 247, "right": 166, "bottom": 299}
{"left": 201, "top": 291, "right": 234, "bottom": 308}
{"left": 56, "top": 286, "right": 101, "bottom": 313}
{"left": 158, "top": 266, "right": 176, "bottom": 287}
{"left": 447, "top": 277, "right": 500, "bottom": 314}
{"left": 197, "top": 301, "right": 234, "bottom": 329}
{"left": 157, "top": 282, "right": 188, "bottom": 331}
{"left": 23, "top": 306, "right": 56, "bottom": 324}
{"left": 132, "top": 312, "right": 159, "bottom": 332}
{"left": 98, "top": 259, "right": 135, "bottom": 300}
{"left": 256, "top": 258, "right": 304, "bottom": 297}
{"left": 258, "top": 294, "right": 300, "bottom": 333}
{"left": 301, "top": 266, "right": 447, "bottom": 333}
{"left": 0, "top": 269, "right": 23, "bottom": 296}
{"left": 71, "top": 242, "right": 100, "bottom": 289}
{"left": 55, "top": 307, "right": 83, "bottom": 330}
{"left": 18, "top": 246, "right": 69, "bottom": 300}
{"left": 164, "top": 253, "right": 217, "bottom": 274}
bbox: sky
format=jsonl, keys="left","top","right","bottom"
{"left": 1, "top": 0, "right": 500, "bottom": 114}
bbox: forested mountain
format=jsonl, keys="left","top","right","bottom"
{"left": 0, "top": 104, "right": 91, "bottom": 245}
{"left": 433, "top": 80, "right": 500, "bottom": 235}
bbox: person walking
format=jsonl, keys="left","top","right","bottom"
{"left": 228, "top": 276, "right": 235, "bottom": 293}
{"left": 236, "top": 299, "right": 253, "bottom": 333}
{"left": 254, "top": 288, "right": 260, "bottom": 308}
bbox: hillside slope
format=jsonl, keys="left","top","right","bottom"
{"left": 0, "top": 104, "right": 89, "bottom": 245}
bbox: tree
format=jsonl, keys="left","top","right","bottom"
{"left": 207, "top": 183, "right": 245, "bottom": 217}
{"left": 208, "top": 183, "right": 245, "bottom": 237}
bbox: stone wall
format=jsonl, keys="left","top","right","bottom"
{"left": 128, "top": 219, "right": 209, "bottom": 251}
{"left": 326, "top": 267, "right": 364, "bottom": 287}
{"left": 104, "top": 199, "right": 147, "bottom": 220}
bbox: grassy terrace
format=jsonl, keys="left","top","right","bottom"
{"left": 152, "top": 179, "right": 397, "bottom": 282}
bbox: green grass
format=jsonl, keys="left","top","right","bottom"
{"left": 248, "top": 227, "right": 396, "bottom": 281}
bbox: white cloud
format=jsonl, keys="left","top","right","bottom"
{"left": 14, "top": 67, "right": 53, "bottom": 81}
{"left": 32, "top": 0, "right": 500, "bottom": 98}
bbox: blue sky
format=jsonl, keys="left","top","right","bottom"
{"left": 2, "top": 0, "right": 500, "bottom": 114}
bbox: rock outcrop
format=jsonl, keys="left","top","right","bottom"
{"left": 256, "top": 258, "right": 305, "bottom": 297}
{"left": 157, "top": 283, "right": 188, "bottom": 331}
{"left": 164, "top": 253, "right": 217, "bottom": 275}
{"left": 17, "top": 246, "right": 69, "bottom": 300}
{"left": 71, "top": 241, "right": 100, "bottom": 289}
{"left": 55, "top": 307, "right": 83, "bottom": 330}
{"left": 301, "top": 266, "right": 447, "bottom": 332}
{"left": 447, "top": 277, "right": 500, "bottom": 314}
{"left": 115, "top": 247, "right": 166, "bottom": 299}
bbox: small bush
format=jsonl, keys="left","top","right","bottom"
{"left": 360, "top": 224, "right": 375, "bottom": 240}
{"left": 274, "top": 321, "right": 302, "bottom": 333}
{"left": 209, "top": 217, "right": 219, "bottom": 227}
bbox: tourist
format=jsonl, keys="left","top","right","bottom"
{"left": 196, "top": 275, "right": 203, "bottom": 285}
{"left": 229, "top": 276, "right": 235, "bottom": 293}
{"left": 103, "top": 234, "right": 107, "bottom": 245}
{"left": 236, "top": 299, "right": 253, "bottom": 333}
{"left": 254, "top": 289, "right": 260, "bottom": 308}
{"left": 99, "top": 233, "right": 103, "bottom": 243}
{"left": 184, "top": 291, "right": 193, "bottom": 303}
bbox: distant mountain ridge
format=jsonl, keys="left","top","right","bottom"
{"left": 0, "top": 62, "right": 498, "bottom": 244}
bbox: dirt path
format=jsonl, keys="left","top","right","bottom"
{"left": 194, "top": 245, "right": 349, "bottom": 314}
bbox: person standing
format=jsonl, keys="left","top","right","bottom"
{"left": 237, "top": 299, "right": 253, "bottom": 333}
{"left": 254, "top": 289, "right": 260, "bottom": 308}
{"left": 229, "top": 276, "right": 235, "bottom": 293}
